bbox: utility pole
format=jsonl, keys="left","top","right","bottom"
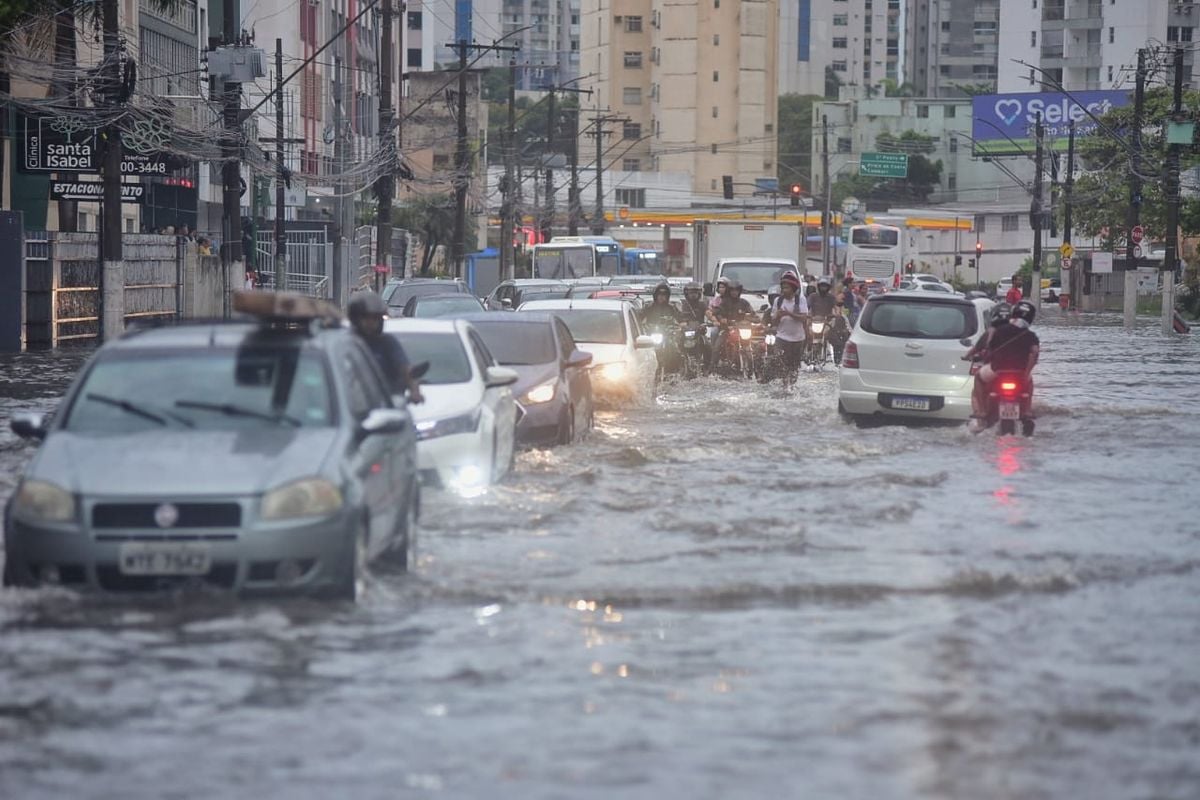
{"left": 590, "top": 113, "right": 620, "bottom": 235}
{"left": 1163, "top": 45, "right": 1185, "bottom": 335}
{"left": 821, "top": 114, "right": 831, "bottom": 276}
{"left": 1063, "top": 119, "right": 1075, "bottom": 309}
{"left": 221, "top": 0, "right": 243, "bottom": 306}
{"left": 569, "top": 107, "right": 580, "bottom": 235}
{"left": 542, "top": 88, "right": 556, "bottom": 243}
{"left": 99, "top": 0, "right": 123, "bottom": 340}
{"left": 375, "top": 0, "right": 395, "bottom": 291}
{"left": 1031, "top": 113, "right": 1044, "bottom": 310}
{"left": 1125, "top": 48, "right": 1146, "bottom": 330}
{"left": 274, "top": 39, "right": 287, "bottom": 291}
{"left": 332, "top": 58, "right": 348, "bottom": 305}
{"left": 499, "top": 58, "right": 517, "bottom": 281}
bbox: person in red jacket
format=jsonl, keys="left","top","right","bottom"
{"left": 1004, "top": 274, "right": 1023, "bottom": 305}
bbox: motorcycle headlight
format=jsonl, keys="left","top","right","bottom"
{"left": 522, "top": 380, "right": 556, "bottom": 405}
{"left": 738, "top": 328, "right": 753, "bottom": 341}
{"left": 261, "top": 478, "right": 343, "bottom": 520}
{"left": 649, "top": 332, "right": 664, "bottom": 346}
{"left": 599, "top": 361, "right": 628, "bottom": 381}
{"left": 811, "top": 322, "right": 826, "bottom": 334}
{"left": 764, "top": 334, "right": 777, "bottom": 345}
{"left": 414, "top": 409, "right": 481, "bottom": 440}
{"left": 11, "top": 480, "right": 76, "bottom": 523}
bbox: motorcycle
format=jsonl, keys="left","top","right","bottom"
{"left": 805, "top": 317, "right": 835, "bottom": 371}
{"left": 714, "top": 318, "right": 764, "bottom": 380}
{"left": 644, "top": 321, "right": 684, "bottom": 380}
{"left": 679, "top": 323, "right": 707, "bottom": 380}
{"left": 987, "top": 371, "right": 1035, "bottom": 436}
{"left": 828, "top": 313, "right": 851, "bottom": 365}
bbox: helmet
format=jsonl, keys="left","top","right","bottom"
{"left": 348, "top": 290, "right": 386, "bottom": 321}
{"left": 727, "top": 280, "right": 743, "bottom": 293}
{"left": 654, "top": 282, "right": 671, "bottom": 297}
{"left": 716, "top": 276, "right": 731, "bottom": 288}
{"left": 780, "top": 270, "right": 801, "bottom": 288}
{"left": 989, "top": 302, "right": 1012, "bottom": 326}
{"left": 684, "top": 281, "right": 703, "bottom": 294}
{"left": 1010, "top": 300, "right": 1036, "bottom": 327}
{"left": 817, "top": 276, "right": 832, "bottom": 288}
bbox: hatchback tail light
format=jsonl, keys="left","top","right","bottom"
{"left": 842, "top": 342, "right": 859, "bottom": 368}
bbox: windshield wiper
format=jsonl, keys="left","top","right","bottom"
{"left": 85, "top": 393, "right": 174, "bottom": 426}
{"left": 175, "top": 400, "right": 301, "bottom": 427}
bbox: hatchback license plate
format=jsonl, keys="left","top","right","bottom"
{"left": 891, "top": 396, "right": 931, "bottom": 411}
{"left": 118, "top": 543, "right": 211, "bottom": 576}
{"left": 999, "top": 401, "right": 1021, "bottom": 421}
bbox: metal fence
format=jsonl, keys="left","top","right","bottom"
{"left": 255, "top": 230, "right": 332, "bottom": 297}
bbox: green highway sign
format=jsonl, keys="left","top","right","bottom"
{"left": 860, "top": 152, "right": 909, "bottom": 178}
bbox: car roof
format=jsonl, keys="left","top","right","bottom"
{"left": 508, "top": 278, "right": 567, "bottom": 286}
{"left": 876, "top": 290, "right": 973, "bottom": 305}
{"left": 520, "top": 298, "right": 631, "bottom": 311}
{"left": 386, "top": 277, "right": 463, "bottom": 285}
{"left": 109, "top": 320, "right": 345, "bottom": 351}
{"left": 411, "top": 293, "right": 481, "bottom": 302}
{"left": 382, "top": 318, "right": 468, "bottom": 335}
{"left": 458, "top": 311, "right": 558, "bottom": 325}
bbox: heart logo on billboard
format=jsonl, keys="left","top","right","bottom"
{"left": 994, "top": 98, "right": 1023, "bottom": 126}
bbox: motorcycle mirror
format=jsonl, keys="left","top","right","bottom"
{"left": 703, "top": 282, "right": 714, "bottom": 296}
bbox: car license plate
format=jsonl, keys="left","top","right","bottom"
{"left": 891, "top": 396, "right": 931, "bottom": 411}
{"left": 118, "top": 543, "right": 212, "bottom": 576}
{"left": 999, "top": 401, "right": 1021, "bottom": 421}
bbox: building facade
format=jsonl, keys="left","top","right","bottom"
{"left": 905, "top": 0, "right": 999, "bottom": 97}
{"left": 997, "top": 0, "right": 1200, "bottom": 92}
{"left": 779, "top": 0, "right": 904, "bottom": 98}
{"left": 501, "top": 0, "right": 580, "bottom": 89}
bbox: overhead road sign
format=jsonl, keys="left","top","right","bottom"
{"left": 859, "top": 152, "right": 909, "bottom": 178}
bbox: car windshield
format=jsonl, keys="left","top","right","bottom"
{"left": 551, "top": 309, "right": 626, "bottom": 345}
{"left": 719, "top": 263, "right": 790, "bottom": 293}
{"left": 412, "top": 296, "right": 483, "bottom": 317}
{"left": 861, "top": 300, "right": 978, "bottom": 340}
{"left": 470, "top": 321, "right": 556, "bottom": 365}
{"left": 384, "top": 282, "right": 463, "bottom": 308}
{"left": 65, "top": 347, "right": 334, "bottom": 431}
{"left": 518, "top": 288, "right": 571, "bottom": 304}
{"left": 388, "top": 332, "right": 472, "bottom": 384}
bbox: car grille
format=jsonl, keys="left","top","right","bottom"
{"left": 92, "top": 502, "right": 242, "bottom": 529}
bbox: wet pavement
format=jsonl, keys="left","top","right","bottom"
{"left": 1, "top": 315, "right": 1199, "bottom": 799}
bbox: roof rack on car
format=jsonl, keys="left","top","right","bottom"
{"left": 232, "top": 290, "right": 344, "bottom": 331}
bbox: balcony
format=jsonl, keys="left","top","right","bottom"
{"left": 1064, "top": 42, "right": 1102, "bottom": 65}
{"left": 1042, "top": 1, "right": 1065, "bottom": 21}
{"left": 1041, "top": 44, "right": 1065, "bottom": 59}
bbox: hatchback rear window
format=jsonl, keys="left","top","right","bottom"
{"left": 861, "top": 300, "right": 977, "bottom": 339}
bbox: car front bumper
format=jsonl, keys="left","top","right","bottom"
{"left": 515, "top": 397, "right": 566, "bottom": 446}
{"left": 417, "top": 431, "right": 491, "bottom": 491}
{"left": 4, "top": 503, "right": 363, "bottom": 595}
{"left": 838, "top": 368, "right": 973, "bottom": 421}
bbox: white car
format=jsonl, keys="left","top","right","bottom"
{"left": 383, "top": 319, "right": 519, "bottom": 495}
{"left": 838, "top": 292, "right": 992, "bottom": 423}
{"left": 517, "top": 298, "right": 657, "bottom": 403}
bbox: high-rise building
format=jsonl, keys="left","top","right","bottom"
{"left": 778, "top": 0, "right": 905, "bottom": 99}
{"left": 905, "top": 0, "right": 999, "bottom": 97}
{"left": 580, "top": 0, "right": 778, "bottom": 195}
{"left": 502, "top": 0, "right": 580, "bottom": 89}
{"left": 997, "top": 0, "right": 1200, "bottom": 92}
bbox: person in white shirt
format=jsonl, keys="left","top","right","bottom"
{"left": 768, "top": 270, "right": 809, "bottom": 380}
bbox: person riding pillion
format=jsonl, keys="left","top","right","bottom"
{"left": 347, "top": 290, "right": 424, "bottom": 404}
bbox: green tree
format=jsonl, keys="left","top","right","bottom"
{"left": 486, "top": 93, "right": 579, "bottom": 166}
{"left": 776, "top": 93, "right": 819, "bottom": 191}
{"left": 880, "top": 79, "right": 917, "bottom": 98}
{"left": 831, "top": 131, "right": 944, "bottom": 207}
{"left": 394, "top": 193, "right": 478, "bottom": 275}
{"left": 1071, "top": 86, "right": 1200, "bottom": 243}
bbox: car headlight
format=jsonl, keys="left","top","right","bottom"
{"left": 261, "top": 478, "right": 344, "bottom": 520}
{"left": 598, "top": 361, "right": 628, "bottom": 381}
{"left": 11, "top": 480, "right": 76, "bottom": 523}
{"left": 414, "top": 409, "right": 481, "bottom": 440}
{"left": 522, "top": 380, "right": 556, "bottom": 405}
{"left": 738, "top": 327, "right": 753, "bottom": 341}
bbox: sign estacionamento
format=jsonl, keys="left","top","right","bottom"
{"left": 970, "top": 90, "right": 1130, "bottom": 156}
{"left": 17, "top": 112, "right": 190, "bottom": 176}
{"left": 50, "top": 179, "right": 145, "bottom": 204}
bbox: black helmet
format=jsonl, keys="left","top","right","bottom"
{"left": 990, "top": 302, "right": 1012, "bottom": 326}
{"left": 1010, "top": 300, "right": 1036, "bottom": 327}
{"left": 348, "top": 290, "right": 386, "bottom": 321}
{"left": 654, "top": 282, "right": 671, "bottom": 297}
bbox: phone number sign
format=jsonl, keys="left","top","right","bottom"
{"left": 18, "top": 113, "right": 183, "bottom": 175}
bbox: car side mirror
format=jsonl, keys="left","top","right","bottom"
{"left": 359, "top": 408, "right": 410, "bottom": 440}
{"left": 634, "top": 335, "right": 656, "bottom": 350}
{"left": 565, "top": 349, "right": 593, "bottom": 368}
{"left": 485, "top": 366, "right": 519, "bottom": 388}
{"left": 409, "top": 361, "right": 430, "bottom": 380}
{"left": 703, "top": 282, "right": 714, "bottom": 296}
{"left": 11, "top": 412, "right": 47, "bottom": 440}
{"left": 500, "top": 297, "right": 513, "bottom": 309}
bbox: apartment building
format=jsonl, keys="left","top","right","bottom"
{"left": 997, "top": 0, "right": 1200, "bottom": 92}
{"left": 502, "top": 0, "right": 580, "bottom": 89}
{"left": 779, "top": 0, "right": 904, "bottom": 98}
{"left": 580, "top": 0, "right": 778, "bottom": 197}
{"left": 905, "top": 0, "right": 999, "bottom": 97}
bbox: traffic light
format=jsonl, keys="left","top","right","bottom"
{"left": 722, "top": 175, "right": 734, "bottom": 200}
{"left": 790, "top": 183, "right": 802, "bottom": 207}
{"left": 975, "top": 241, "right": 983, "bottom": 258}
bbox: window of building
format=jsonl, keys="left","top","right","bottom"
{"left": 949, "top": 137, "right": 958, "bottom": 153}
{"left": 713, "top": 70, "right": 719, "bottom": 82}
{"left": 625, "top": 15, "right": 642, "bottom": 32}
{"left": 944, "top": 104, "right": 957, "bottom": 118}
{"left": 1032, "top": 0, "right": 1037, "bottom": 6}
{"left": 917, "top": 104, "right": 930, "bottom": 118}
{"left": 1168, "top": 26, "right": 1178, "bottom": 41}
{"left": 623, "top": 87, "right": 642, "bottom": 104}
{"left": 407, "top": 48, "right": 422, "bottom": 68}
{"left": 833, "top": 37, "right": 848, "bottom": 48}
{"left": 940, "top": 43, "right": 950, "bottom": 55}
{"left": 714, "top": 0, "right": 719, "bottom": 7}
{"left": 1107, "top": 65, "right": 1113, "bottom": 82}
{"left": 833, "top": 14, "right": 848, "bottom": 26}
{"left": 711, "top": 143, "right": 718, "bottom": 154}
{"left": 711, "top": 179, "right": 717, "bottom": 190}
{"left": 713, "top": 34, "right": 719, "bottom": 45}
{"left": 1030, "top": 31, "right": 1037, "bottom": 47}
{"left": 1029, "top": 68, "right": 1035, "bottom": 86}
{"left": 832, "top": 60, "right": 847, "bottom": 72}
{"left": 1108, "top": 26, "right": 1114, "bottom": 43}
{"left": 948, "top": 175, "right": 957, "bottom": 190}
{"left": 572, "top": 13, "right": 579, "bottom": 24}
{"left": 973, "top": 65, "right": 997, "bottom": 79}
{"left": 624, "top": 51, "right": 643, "bottom": 68}
{"left": 765, "top": 122, "right": 774, "bottom": 133}
{"left": 1002, "top": 214, "right": 1019, "bottom": 232}
{"left": 712, "top": 106, "right": 719, "bottom": 118}
{"left": 837, "top": 136, "right": 851, "bottom": 153}
{"left": 940, "top": 64, "right": 951, "bottom": 76}
{"left": 976, "top": 216, "right": 986, "bottom": 233}
{"left": 941, "top": 21, "right": 950, "bottom": 32}
{"left": 973, "top": 20, "right": 997, "bottom": 36}
{"left": 1184, "top": 28, "right": 1195, "bottom": 42}
{"left": 622, "top": 159, "right": 642, "bottom": 173}
{"left": 616, "top": 188, "right": 645, "bottom": 207}
{"left": 623, "top": 122, "right": 641, "bottom": 139}
{"left": 407, "top": 11, "right": 422, "bottom": 29}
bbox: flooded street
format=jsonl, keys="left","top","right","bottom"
{"left": 2, "top": 315, "right": 1199, "bottom": 799}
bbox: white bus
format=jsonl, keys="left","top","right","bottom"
{"left": 845, "top": 224, "right": 905, "bottom": 285}
{"left": 532, "top": 237, "right": 623, "bottom": 279}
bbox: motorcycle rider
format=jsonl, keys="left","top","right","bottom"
{"left": 767, "top": 270, "right": 809, "bottom": 381}
{"left": 971, "top": 300, "right": 1039, "bottom": 434}
{"left": 640, "top": 283, "right": 684, "bottom": 375}
{"left": 711, "top": 280, "right": 756, "bottom": 370}
{"left": 679, "top": 281, "right": 711, "bottom": 367}
{"left": 964, "top": 302, "right": 1012, "bottom": 423}
{"left": 708, "top": 275, "right": 731, "bottom": 312}
{"left": 808, "top": 276, "right": 838, "bottom": 317}
{"left": 348, "top": 290, "right": 424, "bottom": 403}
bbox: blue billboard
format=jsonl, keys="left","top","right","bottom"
{"left": 970, "top": 90, "right": 1131, "bottom": 155}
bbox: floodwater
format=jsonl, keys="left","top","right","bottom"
{"left": 1, "top": 315, "right": 1198, "bottom": 799}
